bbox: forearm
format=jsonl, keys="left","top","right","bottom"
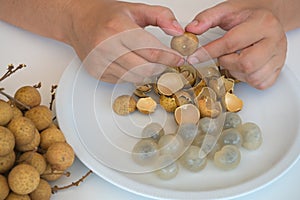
{"left": 0, "top": 0, "right": 82, "bottom": 45}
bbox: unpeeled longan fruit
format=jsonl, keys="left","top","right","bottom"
{"left": 45, "top": 142, "right": 75, "bottom": 171}
{"left": 7, "top": 116, "right": 35, "bottom": 146}
{"left": 16, "top": 129, "right": 40, "bottom": 152}
{"left": 0, "top": 99, "right": 13, "bottom": 125}
{"left": 41, "top": 164, "right": 64, "bottom": 181}
{"left": 0, "top": 126, "right": 15, "bottom": 156}
{"left": 0, "top": 151, "right": 16, "bottom": 174}
{"left": 14, "top": 86, "right": 41, "bottom": 110}
{"left": 0, "top": 174, "right": 9, "bottom": 200}
{"left": 40, "top": 127, "right": 66, "bottom": 150}
{"left": 25, "top": 105, "right": 53, "bottom": 131}
{"left": 8, "top": 163, "right": 40, "bottom": 195}
{"left": 5, "top": 192, "right": 31, "bottom": 200}
{"left": 29, "top": 179, "right": 52, "bottom": 200}
{"left": 18, "top": 152, "right": 47, "bottom": 175}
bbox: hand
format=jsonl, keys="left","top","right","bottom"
{"left": 185, "top": 0, "right": 287, "bottom": 89}
{"left": 68, "top": 1, "right": 185, "bottom": 83}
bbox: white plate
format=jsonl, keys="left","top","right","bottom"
{"left": 56, "top": 30, "right": 300, "bottom": 199}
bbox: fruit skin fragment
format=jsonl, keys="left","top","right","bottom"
{"left": 112, "top": 95, "right": 137, "bottom": 115}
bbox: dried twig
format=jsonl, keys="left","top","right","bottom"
{"left": 49, "top": 85, "right": 58, "bottom": 111}
{"left": 51, "top": 170, "right": 93, "bottom": 194}
{"left": 0, "top": 64, "right": 26, "bottom": 82}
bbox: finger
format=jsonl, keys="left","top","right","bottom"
{"left": 121, "top": 28, "right": 184, "bottom": 66}
{"left": 255, "top": 68, "right": 281, "bottom": 90}
{"left": 130, "top": 4, "right": 184, "bottom": 36}
{"left": 188, "top": 20, "right": 266, "bottom": 64}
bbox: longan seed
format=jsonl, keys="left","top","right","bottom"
{"left": 112, "top": 95, "right": 136, "bottom": 115}
{"left": 25, "top": 105, "right": 53, "bottom": 131}
{"left": 0, "top": 174, "right": 10, "bottom": 200}
{"left": 0, "top": 151, "right": 16, "bottom": 174}
{"left": 0, "top": 126, "right": 15, "bottom": 156}
{"left": 29, "top": 179, "right": 52, "bottom": 200}
{"left": 170, "top": 32, "right": 199, "bottom": 56}
{"left": 45, "top": 142, "right": 75, "bottom": 171}
{"left": 0, "top": 99, "right": 13, "bottom": 125}
{"left": 40, "top": 127, "right": 66, "bottom": 150}
{"left": 16, "top": 129, "right": 40, "bottom": 152}
{"left": 7, "top": 116, "right": 35, "bottom": 146}
{"left": 8, "top": 163, "right": 40, "bottom": 195}
{"left": 18, "top": 152, "right": 47, "bottom": 175}
{"left": 41, "top": 164, "right": 64, "bottom": 181}
{"left": 5, "top": 192, "right": 31, "bottom": 200}
{"left": 14, "top": 86, "right": 41, "bottom": 110}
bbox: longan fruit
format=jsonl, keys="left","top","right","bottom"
{"left": 41, "top": 164, "right": 64, "bottom": 181}
{"left": 7, "top": 116, "right": 35, "bottom": 146}
{"left": 40, "top": 127, "right": 66, "bottom": 150}
{"left": 45, "top": 142, "right": 75, "bottom": 171}
{"left": 16, "top": 129, "right": 40, "bottom": 152}
{"left": 5, "top": 192, "right": 31, "bottom": 200}
{"left": 0, "top": 99, "right": 13, "bottom": 125}
{"left": 29, "top": 179, "right": 52, "bottom": 200}
{"left": 0, "top": 174, "right": 9, "bottom": 200}
{"left": 14, "top": 86, "right": 41, "bottom": 109}
{"left": 11, "top": 104, "right": 23, "bottom": 119}
{"left": 112, "top": 95, "right": 136, "bottom": 115}
{"left": 0, "top": 150, "right": 16, "bottom": 173}
{"left": 25, "top": 105, "right": 53, "bottom": 131}
{"left": 0, "top": 126, "right": 15, "bottom": 156}
{"left": 8, "top": 163, "right": 40, "bottom": 195}
{"left": 18, "top": 152, "right": 47, "bottom": 175}
{"left": 170, "top": 32, "right": 199, "bottom": 56}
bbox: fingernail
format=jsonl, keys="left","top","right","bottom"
{"left": 172, "top": 20, "right": 184, "bottom": 34}
{"left": 189, "top": 20, "right": 199, "bottom": 27}
{"left": 187, "top": 56, "right": 200, "bottom": 65}
{"left": 177, "top": 58, "right": 185, "bottom": 66}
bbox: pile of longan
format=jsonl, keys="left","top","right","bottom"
{"left": 0, "top": 85, "right": 75, "bottom": 200}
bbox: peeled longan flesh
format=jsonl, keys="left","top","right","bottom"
{"left": 8, "top": 163, "right": 40, "bottom": 195}
{"left": 0, "top": 126, "right": 15, "bottom": 156}
{"left": 14, "top": 86, "right": 41, "bottom": 109}
{"left": 45, "top": 142, "right": 75, "bottom": 171}
{"left": 0, "top": 150, "right": 16, "bottom": 174}
{"left": 7, "top": 116, "right": 35, "bottom": 146}
{"left": 0, "top": 99, "right": 13, "bottom": 125}
{"left": 40, "top": 127, "right": 66, "bottom": 150}
{"left": 5, "top": 192, "right": 31, "bottom": 200}
{"left": 0, "top": 174, "right": 10, "bottom": 200}
{"left": 25, "top": 105, "right": 53, "bottom": 131}
{"left": 18, "top": 152, "right": 47, "bottom": 175}
{"left": 170, "top": 32, "right": 199, "bottom": 56}
{"left": 30, "top": 179, "right": 52, "bottom": 200}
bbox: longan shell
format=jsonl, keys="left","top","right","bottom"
{"left": 8, "top": 163, "right": 40, "bottom": 195}
{"left": 11, "top": 104, "right": 23, "bottom": 119}
{"left": 112, "top": 95, "right": 136, "bottom": 115}
{"left": 18, "top": 152, "right": 47, "bottom": 175}
{"left": 41, "top": 164, "right": 64, "bottom": 181}
{"left": 40, "top": 127, "right": 66, "bottom": 150}
{"left": 25, "top": 105, "right": 53, "bottom": 131}
{"left": 0, "top": 126, "right": 15, "bottom": 156}
{"left": 29, "top": 179, "right": 52, "bottom": 200}
{"left": 0, "top": 99, "right": 13, "bottom": 125}
{"left": 7, "top": 116, "right": 35, "bottom": 146}
{"left": 170, "top": 32, "right": 199, "bottom": 56}
{"left": 0, "top": 174, "right": 10, "bottom": 200}
{"left": 5, "top": 192, "right": 31, "bottom": 200}
{"left": 0, "top": 150, "right": 16, "bottom": 173}
{"left": 16, "top": 129, "right": 40, "bottom": 152}
{"left": 45, "top": 142, "right": 75, "bottom": 171}
{"left": 14, "top": 86, "right": 41, "bottom": 109}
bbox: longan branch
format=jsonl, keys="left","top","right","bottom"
{"left": 49, "top": 85, "right": 58, "bottom": 111}
{"left": 0, "top": 64, "right": 26, "bottom": 82}
{"left": 51, "top": 170, "right": 93, "bottom": 194}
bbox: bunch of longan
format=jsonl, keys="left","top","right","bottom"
{"left": 0, "top": 85, "right": 75, "bottom": 200}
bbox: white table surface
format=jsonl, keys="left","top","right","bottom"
{"left": 1, "top": 0, "right": 300, "bottom": 199}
